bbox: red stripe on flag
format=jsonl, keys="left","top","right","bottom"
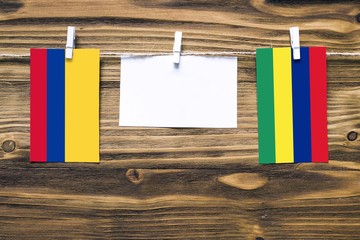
{"left": 30, "top": 49, "right": 47, "bottom": 162}
{"left": 309, "top": 47, "right": 328, "bottom": 163}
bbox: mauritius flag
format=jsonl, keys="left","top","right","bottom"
{"left": 30, "top": 49, "right": 100, "bottom": 163}
{"left": 256, "top": 47, "right": 328, "bottom": 164}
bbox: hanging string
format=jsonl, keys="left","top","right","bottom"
{"left": 0, "top": 51, "right": 359, "bottom": 58}
{"left": 102, "top": 51, "right": 257, "bottom": 57}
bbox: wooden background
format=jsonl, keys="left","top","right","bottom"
{"left": 0, "top": 0, "right": 359, "bottom": 239}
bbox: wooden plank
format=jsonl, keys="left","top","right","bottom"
{"left": 0, "top": 167, "right": 359, "bottom": 239}
{"left": 0, "top": 56, "right": 359, "bottom": 166}
{"left": 0, "top": 0, "right": 359, "bottom": 239}
{"left": 0, "top": 1, "right": 359, "bottom": 54}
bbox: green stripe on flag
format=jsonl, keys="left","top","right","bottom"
{"left": 256, "top": 48, "right": 276, "bottom": 164}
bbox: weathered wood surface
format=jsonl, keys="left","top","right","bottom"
{"left": 0, "top": 0, "right": 359, "bottom": 239}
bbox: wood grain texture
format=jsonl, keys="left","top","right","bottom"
{"left": 0, "top": 0, "right": 359, "bottom": 239}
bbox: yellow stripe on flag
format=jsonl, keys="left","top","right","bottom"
{"left": 273, "top": 48, "right": 294, "bottom": 163}
{"left": 65, "top": 49, "right": 100, "bottom": 162}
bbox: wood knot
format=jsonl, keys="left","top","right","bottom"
{"left": 218, "top": 173, "right": 268, "bottom": 190}
{"left": 347, "top": 131, "right": 358, "bottom": 141}
{"left": 2, "top": 140, "right": 16, "bottom": 153}
{"left": 256, "top": 237, "right": 265, "bottom": 240}
{"left": 356, "top": 13, "right": 360, "bottom": 23}
{"left": 125, "top": 169, "right": 144, "bottom": 184}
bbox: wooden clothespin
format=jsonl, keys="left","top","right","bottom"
{"left": 173, "top": 31, "right": 182, "bottom": 64}
{"left": 290, "top": 27, "right": 300, "bottom": 60}
{"left": 66, "top": 26, "right": 76, "bottom": 59}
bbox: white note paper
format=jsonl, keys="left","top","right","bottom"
{"left": 119, "top": 55, "right": 237, "bottom": 128}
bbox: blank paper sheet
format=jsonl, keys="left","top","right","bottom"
{"left": 119, "top": 55, "right": 237, "bottom": 128}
